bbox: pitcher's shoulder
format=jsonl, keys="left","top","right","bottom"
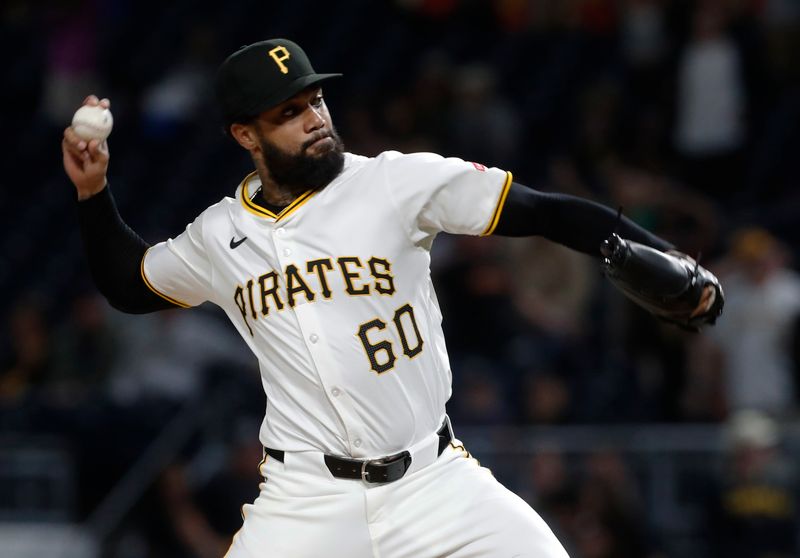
{"left": 366, "top": 150, "right": 448, "bottom": 169}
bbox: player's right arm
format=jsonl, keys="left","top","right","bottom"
{"left": 62, "top": 96, "right": 179, "bottom": 314}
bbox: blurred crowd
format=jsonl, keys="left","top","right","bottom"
{"left": 1, "top": 0, "right": 800, "bottom": 556}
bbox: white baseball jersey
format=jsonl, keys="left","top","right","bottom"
{"left": 142, "top": 151, "right": 511, "bottom": 458}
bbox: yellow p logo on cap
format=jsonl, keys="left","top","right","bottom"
{"left": 268, "top": 45, "right": 291, "bottom": 74}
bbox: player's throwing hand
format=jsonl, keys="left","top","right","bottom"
{"left": 62, "top": 95, "right": 111, "bottom": 200}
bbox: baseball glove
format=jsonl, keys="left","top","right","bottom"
{"left": 600, "top": 233, "right": 724, "bottom": 331}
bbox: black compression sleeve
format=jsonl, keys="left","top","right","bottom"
{"left": 493, "top": 182, "right": 674, "bottom": 255}
{"left": 77, "top": 186, "right": 178, "bottom": 313}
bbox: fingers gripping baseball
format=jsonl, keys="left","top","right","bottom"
{"left": 62, "top": 95, "right": 112, "bottom": 200}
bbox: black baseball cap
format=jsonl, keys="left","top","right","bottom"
{"left": 216, "top": 38, "right": 341, "bottom": 125}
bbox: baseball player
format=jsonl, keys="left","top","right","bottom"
{"left": 62, "top": 39, "right": 722, "bottom": 557}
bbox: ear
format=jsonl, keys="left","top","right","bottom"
{"left": 230, "top": 122, "right": 259, "bottom": 151}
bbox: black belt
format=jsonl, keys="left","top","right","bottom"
{"left": 264, "top": 418, "right": 453, "bottom": 484}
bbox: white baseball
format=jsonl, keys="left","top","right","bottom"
{"left": 71, "top": 105, "right": 114, "bottom": 141}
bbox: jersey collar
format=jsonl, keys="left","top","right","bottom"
{"left": 235, "top": 154, "right": 361, "bottom": 221}
{"left": 237, "top": 171, "right": 317, "bottom": 222}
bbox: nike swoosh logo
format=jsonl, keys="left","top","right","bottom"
{"left": 229, "top": 236, "right": 248, "bottom": 249}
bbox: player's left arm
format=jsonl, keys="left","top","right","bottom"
{"left": 493, "top": 182, "right": 672, "bottom": 253}
{"left": 493, "top": 182, "right": 723, "bottom": 329}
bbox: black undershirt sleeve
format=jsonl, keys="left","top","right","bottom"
{"left": 77, "top": 186, "right": 178, "bottom": 313}
{"left": 493, "top": 182, "right": 673, "bottom": 254}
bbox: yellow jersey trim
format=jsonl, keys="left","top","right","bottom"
{"left": 240, "top": 171, "right": 317, "bottom": 222}
{"left": 140, "top": 249, "right": 192, "bottom": 309}
{"left": 480, "top": 171, "right": 513, "bottom": 236}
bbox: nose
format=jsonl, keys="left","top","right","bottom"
{"left": 304, "top": 105, "right": 325, "bottom": 133}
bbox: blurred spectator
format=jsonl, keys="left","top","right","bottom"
{"left": 602, "top": 158, "right": 719, "bottom": 257}
{"left": 577, "top": 0, "right": 618, "bottom": 37}
{"left": 744, "top": 0, "right": 800, "bottom": 207}
{"left": 408, "top": 50, "right": 453, "bottom": 148}
{"left": 493, "top": 0, "right": 531, "bottom": 34}
{"left": 140, "top": 24, "right": 217, "bottom": 141}
{"left": 435, "top": 235, "right": 528, "bottom": 362}
{"left": 379, "top": 93, "right": 437, "bottom": 154}
{"left": 449, "top": 357, "right": 512, "bottom": 426}
{"left": 47, "top": 290, "right": 118, "bottom": 406}
{"left": 1, "top": 1, "right": 43, "bottom": 125}
{"left": 621, "top": 0, "right": 668, "bottom": 74}
{"left": 151, "top": 418, "right": 263, "bottom": 557}
{"left": 519, "top": 371, "right": 572, "bottom": 424}
{"left": 571, "top": 77, "right": 624, "bottom": 173}
{"left": 107, "top": 307, "right": 254, "bottom": 405}
{"left": 619, "top": 0, "right": 671, "bottom": 165}
{"left": 572, "top": 450, "right": 651, "bottom": 558}
{"left": 682, "top": 335, "right": 728, "bottom": 421}
{"left": 520, "top": 448, "right": 579, "bottom": 552}
{"left": 674, "top": 2, "right": 747, "bottom": 203}
{"left": 506, "top": 236, "right": 595, "bottom": 339}
{"left": 758, "top": 0, "right": 800, "bottom": 88}
{"left": 40, "top": 0, "right": 102, "bottom": 126}
{"left": 0, "top": 296, "right": 52, "bottom": 406}
{"left": 339, "top": 103, "right": 394, "bottom": 157}
{"left": 708, "top": 410, "right": 799, "bottom": 558}
{"left": 446, "top": 64, "right": 521, "bottom": 167}
{"left": 702, "top": 228, "right": 800, "bottom": 416}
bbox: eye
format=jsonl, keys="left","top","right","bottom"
{"left": 282, "top": 107, "right": 297, "bottom": 118}
{"left": 311, "top": 94, "right": 324, "bottom": 108}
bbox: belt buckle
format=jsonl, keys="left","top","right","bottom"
{"left": 360, "top": 451, "right": 411, "bottom": 483}
{"left": 360, "top": 459, "right": 373, "bottom": 482}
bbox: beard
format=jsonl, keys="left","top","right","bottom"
{"left": 257, "top": 128, "right": 345, "bottom": 195}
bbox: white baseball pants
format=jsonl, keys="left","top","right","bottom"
{"left": 224, "top": 435, "right": 569, "bottom": 558}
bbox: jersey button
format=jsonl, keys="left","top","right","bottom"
{"left": 276, "top": 228, "right": 286, "bottom": 237}
{"left": 309, "top": 333, "right": 319, "bottom": 343}
{"left": 283, "top": 248, "right": 292, "bottom": 257}
{"left": 331, "top": 387, "right": 341, "bottom": 397}
{"left": 353, "top": 439, "right": 362, "bottom": 448}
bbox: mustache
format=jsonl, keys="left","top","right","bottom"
{"left": 302, "top": 131, "right": 335, "bottom": 151}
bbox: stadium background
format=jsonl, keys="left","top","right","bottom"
{"left": 1, "top": 0, "right": 800, "bottom": 556}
